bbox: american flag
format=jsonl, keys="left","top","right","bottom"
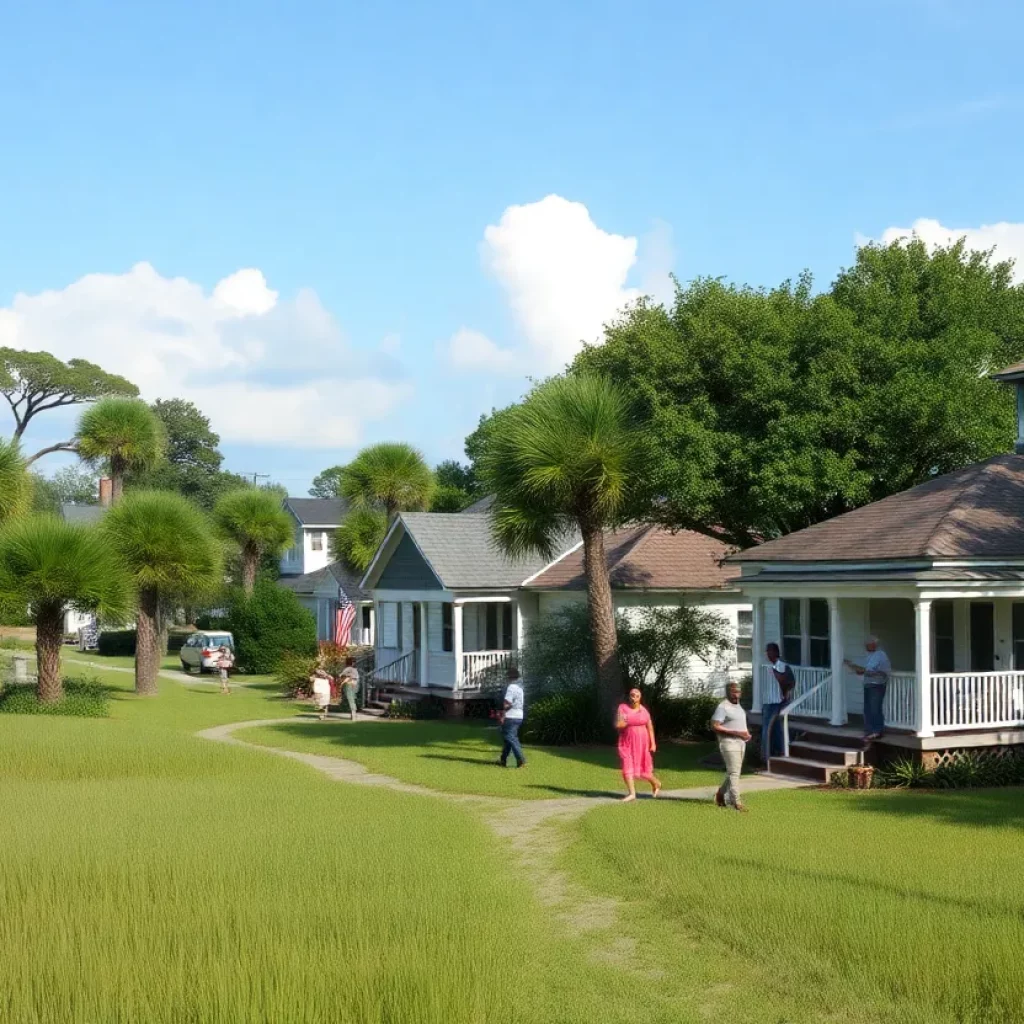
{"left": 335, "top": 599, "right": 357, "bottom": 647}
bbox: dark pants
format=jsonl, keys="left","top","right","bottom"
{"left": 863, "top": 684, "right": 887, "bottom": 738}
{"left": 500, "top": 717, "right": 526, "bottom": 767}
{"left": 760, "top": 701, "right": 788, "bottom": 760}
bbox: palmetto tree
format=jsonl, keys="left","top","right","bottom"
{"left": 0, "top": 438, "right": 32, "bottom": 526}
{"left": 340, "top": 442, "right": 435, "bottom": 518}
{"left": 102, "top": 491, "right": 222, "bottom": 695}
{"left": 479, "top": 375, "right": 643, "bottom": 723}
{"left": 331, "top": 506, "right": 389, "bottom": 573}
{"left": 77, "top": 397, "right": 165, "bottom": 504}
{"left": 214, "top": 488, "right": 294, "bottom": 594}
{"left": 0, "top": 516, "right": 131, "bottom": 702}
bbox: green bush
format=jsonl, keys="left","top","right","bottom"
{"left": 653, "top": 692, "right": 721, "bottom": 740}
{"left": 195, "top": 613, "right": 230, "bottom": 631}
{"left": 98, "top": 629, "right": 136, "bottom": 656}
{"left": 277, "top": 650, "right": 319, "bottom": 698}
{"left": 874, "top": 758, "right": 934, "bottom": 789}
{"left": 227, "top": 581, "right": 317, "bottom": 674}
{"left": 0, "top": 677, "right": 110, "bottom": 717}
{"left": 523, "top": 689, "right": 604, "bottom": 745}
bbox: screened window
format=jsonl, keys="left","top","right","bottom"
{"left": 934, "top": 601, "right": 955, "bottom": 673}
{"left": 442, "top": 603, "right": 454, "bottom": 653}
{"left": 808, "top": 599, "right": 830, "bottom": 668}
{"left": 781, "top": 599, "right": 802, "bottom": 665}
{"left": 736, "top": 609, "right": 753, "bottom": 667}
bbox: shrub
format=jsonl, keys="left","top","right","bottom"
{"left": 195, "top": 613, "right": 230, "bottom": 631}
{"left": 383, "top": 696, "right": 447, "bottom": 720}
{"left": 0, "top": 676, "right": 110, "bottom": 717}
{"left": 277, "top": 650, "right": 320, "bottom": 698}
{"left": 227, "top": 581, "right": 317, "bottom": 674}
{"left": 875, "top": 758, "right": 935, "bottom": 789}
{"left": 98, "top": 629, "right": 137, "bottom": 656}
{"left": 523, "top": 689, "right": 604, "bottom": 745}
{"left": 653, "top": 692, "right": 721, "bottom": 740}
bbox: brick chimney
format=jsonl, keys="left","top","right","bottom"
{"left": 99, "top": 478, "right": 113, "bottom": 507}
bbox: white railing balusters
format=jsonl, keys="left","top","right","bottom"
{"left": 459, "top": 650, "right": 517, "bottom": 691}
{"left": 928, "top": 670, "right": 1024, "bottom": 731}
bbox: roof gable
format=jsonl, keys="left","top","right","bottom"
{"left": 284, "top": 497, "right": 347, "bottom": 526}
{"left": 376, "top": 532, "right": 444, "bottom": 591}
{"left": 733, "top": 455, "right": 1024, "bottom": 564}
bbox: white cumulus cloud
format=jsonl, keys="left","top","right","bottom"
{"left": 868, "top": 217, "right": 1024, "bottom": 281}
{"left": 0, "top": 262, "right": 409, "bottom": 449}
{"left": 445, "top": 195, "right": 664, "bottom": 376}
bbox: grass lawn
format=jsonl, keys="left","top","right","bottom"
{"left": 242, "top": 718, "right": 723, "bottom": 799}
{"left": 563, "top": 786, "right": 1024, "bottom": 1024}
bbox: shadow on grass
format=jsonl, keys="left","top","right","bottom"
{"left": 841, "top": 785, "right": 1024, "bottom": 830}
{"left": 526, "top": 784, "right": 621, "bottom": 799}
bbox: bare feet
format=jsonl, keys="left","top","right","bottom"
{"left": 621, "top": 793, "right": 636, "bottom": 803}
{"left": 652, "top": 782, "right": 662, "bottom": 799}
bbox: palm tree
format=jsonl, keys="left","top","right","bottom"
{"left": 331, "top": 506, "right": 388, "bottom": 573}
{"left": 0, "top": 438, "right": 31, "bottom": 526}
{"left": 77, "top": 397, "right": 165, "bottom": 503}
{"left": 479, "top": 375, "right": 642, "bottom": 722}
{"left": 102, "top": 491, "right": 222, "bottom": 695}
{"left": 340, "top": 442, "right": 435, "bottom": 518}
{"left": 0, "top": 516, "right": 131, "bottom": 702}
{"left": 214, "top": 488, "right": 294, "bottom": 594}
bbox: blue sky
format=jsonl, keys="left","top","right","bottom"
{"left": 2, "top": 0, "right": 1023, "bottom": 494}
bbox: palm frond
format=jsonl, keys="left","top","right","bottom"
{"left": 339, "top": 443, "right": 435, "bottom": 514}
{"left": 214, "top": 488, "right": 294, "bottom": 554}
{"left": 77, "top": 397, "right": 165, "bottom": 472}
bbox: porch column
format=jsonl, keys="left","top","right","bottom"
{"left": 828, "top": 597, "right": 847, "bottom": 725}
{"left": 915, "top": 598, "right": 934, "bottom": 737}
{"left": 452, "top": 602, "right": 464, "bottom": 689}
{"left": 419, "top": 602, "right": 429, "bottom": 688}
{"left": 751, "top": 597, "right": 764, "bottom": 709}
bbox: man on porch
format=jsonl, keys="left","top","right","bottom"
{"left": 762, "top": 643, "right": 796, "bottom": 762}
{"left": 845, "top": 637, "right": 891, "bottom": 741}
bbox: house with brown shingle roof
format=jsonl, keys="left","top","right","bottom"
{"left": 729, "top": 364, "right": 1024, "bottom": 776}
{"left": 359, "top": 511, "right": 751, "bottom": 699}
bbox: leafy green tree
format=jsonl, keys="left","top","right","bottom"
{"left": 102, "top": 491, "right": 223, "bottom": 695}
{"left": 0, "top": 349, "right": 138, "bottom": 461}
{"left": 340, "top": 442, "right": 435, "bottom": 518}
{"left": 76, "top": 398, "right": 166, "bottom": 504}
{"left": 309, "top": 465, "right": 345, "bottom": 498}
{"left": 575, "top": 238, "right": 1024, "bottom": 546}
{"left": 0, "top": 516, "right": 131, "bottom": 701}
{"left": 31, "top": 466, "right": 99, "bottom": 513}
{"left": 0, "top": 439, "right": 32, "bottom": 526}
{"left": 430, "top": 459, "right": 479, "bottom": 511}
{"left": 227, "top": 579, "right": 317, "bottom": 674}
{"left": 479, "top": 375, "right": 643, "bottom": 722}
{"left": 214, "top": 488, "right": 294, "bottom": 594}
{"left": 331, "top": 507, "right": 388, "bottom": 573}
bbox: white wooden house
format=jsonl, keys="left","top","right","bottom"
{"left": 279, "top": 498, "right": 346, "bottom": 577}
{"left": 360, "top": 508, "right": 752, "bottom": 704}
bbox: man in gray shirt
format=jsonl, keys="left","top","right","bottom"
{"left": 712, "top": 682, "right": 751, "bottom": 811}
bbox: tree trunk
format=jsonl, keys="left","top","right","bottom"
{"left": 241, "top": 543, "right": 259, "bottom": 595}
{"left": 581, "top": 525, "right": 623, "bottom": 730}
{"left": 36, "top": 602, "right": 65, "bottom": 703}
{"left": 135, "top": 587, "right": 161, "bottom": 696}
{"left": 110, "top": 473, "right": 124, "bottom": 505}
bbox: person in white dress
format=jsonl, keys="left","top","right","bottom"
{"left": 310, "top": 668, "right": 332, "bottom": 721}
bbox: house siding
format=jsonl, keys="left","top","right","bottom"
{"left": 377, "top": 535, "right": 443, "bottom": 590}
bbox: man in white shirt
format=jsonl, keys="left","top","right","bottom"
{"left": 845, "top": 636, "right": 892, "bottom": 741}
{"left": 711, "top": 682, "right": 751, "bottom": 811}
{"left": 497, "top": 666, "right": 526, "bottom": 768}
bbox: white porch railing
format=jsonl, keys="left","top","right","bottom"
{"left": 779, "top": 672, "right": 832, "bottom": 756}
{"left": 459, "top": 650, "right": 516, "bottom": 691}
{"left": 759, "top": 664, "right": 831, "bottom": 718}
{"left": 930, "top": 671, "right": 1024, "bottom": 732}
{"left": 884, "top": 672, "right": 917, "bottom": 731}
{"left": 367, "top": 651, "right": 416, "bottom": 700}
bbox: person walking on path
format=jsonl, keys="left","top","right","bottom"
{"left": 497, "top": 666, "right": 527, "bottom": 768}
{"left": 762, "top": 643, "right": 797, "bottom": 763}
{"left": 615, "top": 686, "right": 661, "bottom": 802}
{"left": 216, "top": 644, "right": 234, "bottom": 695}
{"left": 310, "top": 668, "right": 332, "bottom": 721}
{"left": 712, "top": 682, "right": 751, "bottom": 811}
{"left": 338, "top": 656, "right": 359, "bottom": 722}
{"left": 845, "top": 636, "right": 891, "bottom": 741}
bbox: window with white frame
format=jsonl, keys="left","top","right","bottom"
{"left": 780, "top": 598, "right": 830, "bottom": 667}
{"left": 311, "top": 531, "right": 324, "bottom": 552}
{"left": 442, "top": 603, "right": 454, "bottom": 653}
{"left": 781, "top": 599, "right": 802, "bottom": 665}
{"left": 807, "top": 599, "right": 830, "bottom": 668}
{"left": 735, "top": 609, "right": 753, "bottom": 667}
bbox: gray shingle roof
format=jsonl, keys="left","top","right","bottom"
{"left": 277, "top": 562, "right": 368, "bottom": 601}
{"left": 399, "top": 512, "right": 578, "bottom": 589}
{"left": 460, "top": 494, "right": 495, "bottom": 514}
{"left": 60, "top": 504, "right": 104, "bottom": 525}
{"left": 284, "top": 498, "right": 347, "bottom": 526}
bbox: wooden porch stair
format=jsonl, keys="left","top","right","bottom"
{"left": 766, "top": 725, "right": 864, "bottom": 783}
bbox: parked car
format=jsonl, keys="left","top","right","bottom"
{"left": 180, "top": 632, "right": 235, "bottom": 674}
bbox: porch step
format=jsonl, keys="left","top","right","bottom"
{"left": 796, "top": 727, "right": 866, "bottom": 750}
{"left": 360, "top": 706, "right": 388, "bottom": 718}
{"left": 767, "top": 756, "right": 847, "bottom": 783}
{"left": 789, "top": 741, "right": 861, "bottom": 766}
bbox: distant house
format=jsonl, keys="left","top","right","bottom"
{"left": 277, "top": 561, "right": 374, "bottom": 646}
{"left": 58, "top": 501, "right": 105, "bottom": 637}
{"left": 279, "top": 498, "right": 347, "bottom": 577}
{"left": 360, "top": 507, "right": 751, "bottom": 700}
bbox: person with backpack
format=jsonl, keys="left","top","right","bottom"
{"left": 761, "top": 642, "right": 797, "bottom": 762}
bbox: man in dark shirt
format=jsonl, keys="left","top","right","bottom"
{"left": 761, "top": 642, "right": 797, "bottom": 763}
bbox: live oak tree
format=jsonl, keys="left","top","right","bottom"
{"left": 0, "top": 349, "right": 138, "bottom": 462}
{"left": 479, "top": 375, "right": 644, "bottom": 725}
{"left": 430, "top": 459, "right": 480, "bottom": 512}
{"left": 574, "top": 238, "right": 1024, "bottom": 547}
{"left": 309, "top": 465, "right": 346, "bottom": 498}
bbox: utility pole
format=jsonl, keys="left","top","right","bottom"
{"left": 245, "top": 473, "right": 270, "bottom": 487}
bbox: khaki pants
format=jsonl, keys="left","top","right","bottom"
{"left": 343, "top": 683, "right": 357, "bottom": 719}
{"left": 717, "top": 739, "right": 746, "bottom": 807}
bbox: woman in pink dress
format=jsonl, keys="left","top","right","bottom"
{"left": 615, "top": 687, "right": 661, "bottom": 802}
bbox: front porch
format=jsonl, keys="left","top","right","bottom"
{"left": 751, "top": 592, "right": 1024, "bottom": 741}
{"left": 370, "top": 592, "right": 519, "bottom": 693}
